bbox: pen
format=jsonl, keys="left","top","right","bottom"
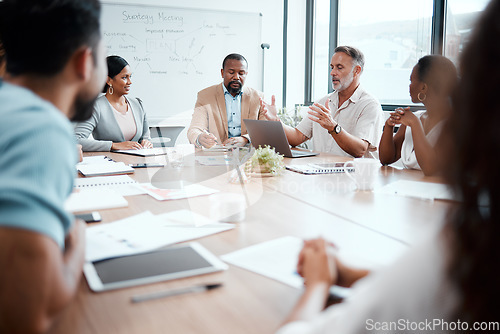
{"left": 131, "top": 283, "right": 223, "bottom": 303}
{"left": 202, "top": 129, "right": 220, "bottom": 145}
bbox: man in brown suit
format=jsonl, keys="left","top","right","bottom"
{"left": 187, "top": 53, "right": 265, "bottom": 148}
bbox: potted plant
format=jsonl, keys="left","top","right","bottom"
{"left": 249, "top": 145, "right": 285, "bottom": 175}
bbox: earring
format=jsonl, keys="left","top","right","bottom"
{"left": 417, "top": 92, "right": 426, "bottom": 102}
{"left": 108, "top": 86, "right": 114, "bottom": 95}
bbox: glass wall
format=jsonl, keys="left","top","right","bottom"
{"left": 337, "top": 0, "right": 433, "bottom": 105}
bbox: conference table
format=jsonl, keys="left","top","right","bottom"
{"left": 49, "top": 148, "right": 452, "bottom": 334}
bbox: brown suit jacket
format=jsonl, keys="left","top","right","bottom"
{"left": 187, "top": 83, "right": 265, "bottom": 145}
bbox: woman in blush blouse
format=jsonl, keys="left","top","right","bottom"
{"left": 378, "top": 55, "right": 457, "bottom": 176}
{"left": 75, "top": 55, "right": 152, "bottom": 151}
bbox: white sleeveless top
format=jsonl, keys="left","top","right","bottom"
{"left": 112, "top": 102, "right": 137, "bottom": 141}
{"left": 401, "top": 113, "right": 444, "bottom": 170}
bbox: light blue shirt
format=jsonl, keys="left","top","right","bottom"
{"left": 223, "top": 84, "right": 243, "bottom": 138}
{"left": 0, "top": 80, "right": 77, "bottom": 248}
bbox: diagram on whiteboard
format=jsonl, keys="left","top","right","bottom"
{"left": 101, "top": 5, "right": 262, "bottom": 120}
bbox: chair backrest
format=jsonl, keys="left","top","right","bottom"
{"left": 149, "top": 126, "right": 185, "bottom": 147}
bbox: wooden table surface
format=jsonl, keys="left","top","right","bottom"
{"left": 49, "top": 150, "right": 450, "bottom": 334}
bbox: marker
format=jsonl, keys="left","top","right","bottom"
{"left": 131, "top": 283, "right": 223, "bottom": 303}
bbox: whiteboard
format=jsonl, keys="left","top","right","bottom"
{"left": 101, "top": 3, "right": 262, "bottom": 121}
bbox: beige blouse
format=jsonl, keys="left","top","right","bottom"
{"left": 112, "top": 102, "right": 137, "bottom": 141}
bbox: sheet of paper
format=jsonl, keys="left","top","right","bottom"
{"left": 73, "top": 175, "right": 145, "bottom": 196}
{"left": 64, "top": 188, "right": 128, "bottom": 213}
{"left": 138, "top": 183, "right": 217, "bottom": 201}
{"left": 221, "top": 236, "right": 351, "bottom": 298}
{"left": 222, "top": 236, "right": 304, "bottom": 288}
{"left": 77, "top": 161, "right": 134, "bottom": 177}
{"left": 195, "top": 155, "right": 230, "bottom": 166}
{"left": 86, "top": 210, "right": 234, "bottom": 262}
{"left": 77, "top": 155, "right": 112, "bottom": 165}
{"left": 375, "top": 180, "right": 456, "bottom": 201}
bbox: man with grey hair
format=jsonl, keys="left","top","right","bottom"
{"left": 261, "top": 46, "right": 383, "bottom": 158}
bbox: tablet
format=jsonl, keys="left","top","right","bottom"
{"left": 83, "top": 243, "right": 228, "bottom": 292}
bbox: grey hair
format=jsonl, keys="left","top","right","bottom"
{"left": 334, "top": 45, "right": 365, "bottom": 72}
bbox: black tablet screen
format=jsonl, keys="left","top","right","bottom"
{"left": 93, "top": 246, "right": 213, "bottom": 284}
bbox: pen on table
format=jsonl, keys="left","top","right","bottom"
{"left": 131, "top": 283, "right": 223, "bottom": 303}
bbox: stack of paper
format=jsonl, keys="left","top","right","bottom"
{"left": 86, "top": 210, "right": 234, "bottom": 262}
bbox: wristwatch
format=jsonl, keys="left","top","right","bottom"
{"left": 329, "top": 124, "right": 342, "bottom": 135}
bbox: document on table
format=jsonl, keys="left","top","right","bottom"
{"left": 113, "top": 148, "right": 168, "bottom": 156}
{"left": 375, "top": 180, "right": 456, "bottom": 201}
{"left": 195, "top": 155, "right": 230, "bottom": 166}
{"left": 77, "top": 161, "right": 134, "bottom": 177}
{"left": 86, "top": 210, "right": 234, "bottom": 262}
{"left": 64, "top": 188, "right": 128, "bottom": 213}
{"left": 73, "top": 175, "right": 145, "bottom": 196}
{"left": 78, "top": 155, "right": 113, "bottom": 165}
{"left": 221, "top": 236, "right": 351, "bottom": 299}
{"left": 138, "top": 183, "right": 218, "bottom": 201}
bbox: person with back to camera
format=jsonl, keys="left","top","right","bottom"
{"left": 275, "top": 1, "right": 500, "bottom": 332}
{"left": 379, "top": 55, "right": 458, "bottom": 176}
{"left": 0, "top": 0, "right": 107, "bottom": 332}
{"left": 0, "top": 42, "right": 6, "bottom": 77}
{"left": 74, "top": 55, "right": 152, "bottom": 151}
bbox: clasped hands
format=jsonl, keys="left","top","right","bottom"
{"left": 111, "top": 139, "right": 152, "bottom": 150}
{"left": 297, "top": 238, "right": 360, "bottom": 289}
{"left": 386, "top": 107, "right": 418, "bottom": 128}
{"left": 297, "top": 238, "right": 339, "bottom": 287}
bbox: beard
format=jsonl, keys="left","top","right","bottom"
{"left": 332, "top": 68, "right": 355, "bottom": 92}
{"left": 226, "top": 80, "right": 242, "bottom": 95}
{"left": 70, "top": 94, "right": 98, "bottom": 122}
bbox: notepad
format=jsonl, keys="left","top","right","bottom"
{"left": 64, "top": 188, "right": 128, "bottom": 213}
{"left": 286, "top": 163, "right": 354, "bottom": 175}
{"left": 77, "top": 161, "right": 134, "bottom": 176}
{"left": 113, "top": 148, "right": 168, "bottom": 156}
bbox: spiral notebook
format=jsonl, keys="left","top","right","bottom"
{"left": 286, "top": 163, "right": 354, "bottom": 175}
{"left": 74, "top": 175, "right": 145, "bottom": 196}
{"left": 74, "top": 175, "right": 137, "bottom": 188}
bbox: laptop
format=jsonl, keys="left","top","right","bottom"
{"left": 243, "top": 119, "right": 319, "bottom": 158}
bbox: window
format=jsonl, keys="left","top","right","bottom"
{"left": 337, "top": 0, "right": 434, "bottom": 106}
{"left": 444, "top": 0, "right": 490, "bottom": 66}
